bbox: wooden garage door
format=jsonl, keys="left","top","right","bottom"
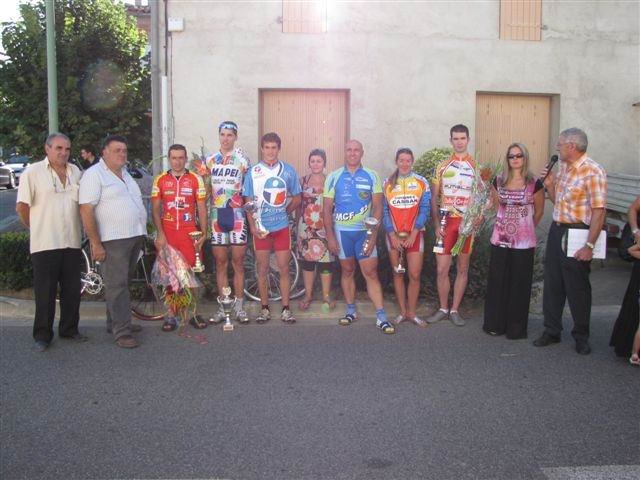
{"left": 259, "top": 90, "right": 349, "bottom": 174}
{"left": 475, "top": 94, "right": 551, "bottom": 172}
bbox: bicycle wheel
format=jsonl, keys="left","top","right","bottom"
{"left": 80, "top": 243, "right": 104, "bottom": 296}
{"left": 130, "top": 246, "right": 166, "bottom": 321}
{"left": 243, "top": 246, "right": 302, "bottom": 302}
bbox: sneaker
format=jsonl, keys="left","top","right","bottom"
{"left": 235, "top": 308, "right": 250, "bottom": 324}
{"left": 411, "top": 316, "right": 428, "bottom": 328}
{"left": 426, "top": 309, "right": 448, "bottom": 324}
{"left": 281, "top": 308, "right": 296, "bottom": 324}
{"left": 449, "top": 311, "right": 465, "bottom": 327}
{"left": 256, "top": 308, "right": 271, "bottom": 324}
{"left": 209, "top": 308, "right": 226, "bottom": 325}
{"left": 376, "top": 318, "right": 395, "bottom": 335}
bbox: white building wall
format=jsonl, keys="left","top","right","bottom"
{"left": 166, "top": 0, "right": 639, "bottom": 178}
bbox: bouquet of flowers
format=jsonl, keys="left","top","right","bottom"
{"left": 152, "top": 244, "right": 202, "bottom": 328}
{"left": 450, "top": 163, "right": 501, "bottom": 256}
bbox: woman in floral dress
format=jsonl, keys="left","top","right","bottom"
{"left": 296, "top": 149, "right": 336, "bottom": 312}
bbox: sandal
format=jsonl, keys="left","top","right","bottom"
{"left": 339, "top": 313, "right": 357, "bottom": 326}
{"left": 162, "top": 317, "right": 178, "bottom": 332}
{"left": 377, "top": 320, "right": 395, "bottom": 335}
{"left": 630, "top": 354, "right": 640, "bottom": 366}
{"left": 189, "top": 315, "right": 208, "bottom": 330}
{"left": 321, "top": 297, "right": 336, "bottom": 314}
{"left": 298, "top": 297, "right": 312, "bottom": 311}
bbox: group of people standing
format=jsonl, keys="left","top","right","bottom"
{"left": 19, "top": 121, "right": 634, "bottom": 363}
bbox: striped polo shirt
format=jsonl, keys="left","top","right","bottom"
{"left": 79, "top": 159, "right": 147, "bottom": 242}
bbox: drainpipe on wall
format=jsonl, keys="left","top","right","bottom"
{"left": 150, "top": 0, "right": 169, "bottom": 173}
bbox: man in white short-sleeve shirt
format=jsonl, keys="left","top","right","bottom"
{"left": 79, "top": 135, "right": 147, "bottom": 348}
{"left": 16, "top": 133, "right": 87, "bottom": 352}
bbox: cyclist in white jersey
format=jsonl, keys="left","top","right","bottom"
{"left": 193, "top": 121, "right": 250, "bottom": 324}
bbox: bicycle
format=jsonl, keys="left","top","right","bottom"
{"left": 80, "top": 237, "right": 165, "bottom": 321}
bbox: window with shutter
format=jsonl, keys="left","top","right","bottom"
{"left": 500, "top": 0, "right": 542, "bottom": 41}
{"left": 282, "top": 0, "right": 328, "bottom": 34}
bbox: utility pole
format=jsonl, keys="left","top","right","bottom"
{"left": 45, "top": 0, "right": 58, "bottom": 133}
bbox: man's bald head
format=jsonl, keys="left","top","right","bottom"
{"left": 345, "top": 139, "right": 364, "bottom": 168}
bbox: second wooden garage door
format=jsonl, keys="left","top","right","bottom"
{"left": 475, "top": 93, "right": 551, "bottom": 172}
{"left": 260, "top": 89, "right": 349, "bottom": 174}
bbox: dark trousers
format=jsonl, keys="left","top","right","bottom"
{"left": 102, "top": 236, "right": 144, "bottom": 340}
{"left": 31, "top": 248, "right": 82, "bottom": 343}
{"left": 483, "top": 245, "right": 535, "bottom": 339}
{"left": 542, "top": 222, "right": 592, "bottom": 341}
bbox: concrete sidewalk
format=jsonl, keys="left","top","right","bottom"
{"left": 0, "top": 248, "right": 631, "bottom": 326}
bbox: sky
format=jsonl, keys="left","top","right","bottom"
{"left": 0, "top": 0, "right": 20, "bottom": 23}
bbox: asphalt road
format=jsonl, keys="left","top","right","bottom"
{"left": 1, "top": 311, "right": 638, "bottom": 480}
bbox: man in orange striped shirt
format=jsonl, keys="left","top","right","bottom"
{"left": 534, "top": 128, "right": 607, "bottom": 355}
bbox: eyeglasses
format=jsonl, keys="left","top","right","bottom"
{"left": 507, "top": 153, "right": 524, "bottom": 160}
{"left": 556, "top": 142, "right": 574, "bottom": 148}
{"left": 49, "top": 169, "right": 67, "bottom": 193}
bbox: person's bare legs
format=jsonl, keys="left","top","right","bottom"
{"left": 406, "top": 251, "right": 424, "bottom": 319}
{"left": 451, "top": 253, "right": 470, "bottom": 311}
{"left": 301, "top": 269, "right": 316, "bottom": 305}
{"left": 275, "top": 250, "right": 291, "bottom": 307}
{"left": 435, "top": 254, "right": 452, "bottom": 310}
{"left": 359, "top": 257, "right": 384, "bottom": 310}
{"left": 320, "top": 270, "right": 332, "bottom": 304}
{"left": 213, "top": 246, "right": 230, "bottom": 291}
{"left": 339, "top": 258, "right": 357, "bottom": 306}
{"left": 255, "top": 249, "right": 271, "bottom": 306}
{"left": 230, "top": 245, "right": 246, "bottom": 299}
{"left": 388, "top": 248, "right": 407, "bottom": 319}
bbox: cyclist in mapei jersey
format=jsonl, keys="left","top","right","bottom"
{"left": 323, "top": 140, "right": 394, "bottom": 334}
{"left": 193, "top": 121, "right": 251, "bottom": 325}
{"left": 152, "top": 144, "right": 208, "bottom": 331}
{"left": 427, "top": 124, "right": 476, "bottom": 327}
{"left": 243, "top": 132, "right": 301, "bottom": 324}
{"left": 382, "top": 148, "right": 431, "bottom": 328}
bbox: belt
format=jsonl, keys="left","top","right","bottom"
{"left": 554, "top": 222, "right": 589, "bottom": 229}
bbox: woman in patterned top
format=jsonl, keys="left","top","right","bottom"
{"left": 483, "top": 142, "right": 544, "bottom": 339}
{"left": 296, "top": 149, "right": 336, "bottom": 313}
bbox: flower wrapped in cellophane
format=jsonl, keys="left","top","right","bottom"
{"left": 450, "top": 163, "right": 501, "bottom": 256}
{"left": 152, "top": 244, "right": 201, "bottom": 321}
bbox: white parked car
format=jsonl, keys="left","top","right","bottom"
{"left": 0, "top": 155, "right": 32, "bottom": 185}
{"left": 0, "top": 164, "right": 16, "bottom": 189}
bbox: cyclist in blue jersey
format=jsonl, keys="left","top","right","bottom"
{"left": 323, "top": 140, "right": 394, "bottom": 334}
{"left": 243, "top": 132, "right": 301, "bottom": 324}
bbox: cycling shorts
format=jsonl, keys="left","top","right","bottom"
{"left": 253, "top": 227, "right": 290, "bottom": 252}
{"left": 385, "top": 232, "right": 425, "bottom": 254}
{"left": 300, "top": 259, "right": 335, "bottom": 274}
{"left": 335, "top": 228, "right": 378, "bottom": 261}
{"left": 165, "top": 228, "right": 197, "bottom": 267}
{"left": 438, "top": 216, "right": 473, "bottom": 255}
{"left": 210, "top": 209, "right": 248, "bottom": 246}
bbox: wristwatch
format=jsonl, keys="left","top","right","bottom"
{"left": 585, "top": 241, "right": 595, "bottom": 250}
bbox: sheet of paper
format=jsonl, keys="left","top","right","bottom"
{"left": 566, "top": 229, "right": 606, "bottom": 259}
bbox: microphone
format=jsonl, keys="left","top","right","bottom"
{"left": 542, "top": 155, "right": 558, "bottom": 181}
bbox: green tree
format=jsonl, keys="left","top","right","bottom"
{"left": 0, "top": 0, "right": 150, "bottom": 161}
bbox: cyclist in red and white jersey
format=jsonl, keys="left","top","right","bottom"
{"left": 427, "top": 124, "right": 476, "bottom": 327}
{"left": 152, "top": 144, "right": 208, "bottom": 331}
